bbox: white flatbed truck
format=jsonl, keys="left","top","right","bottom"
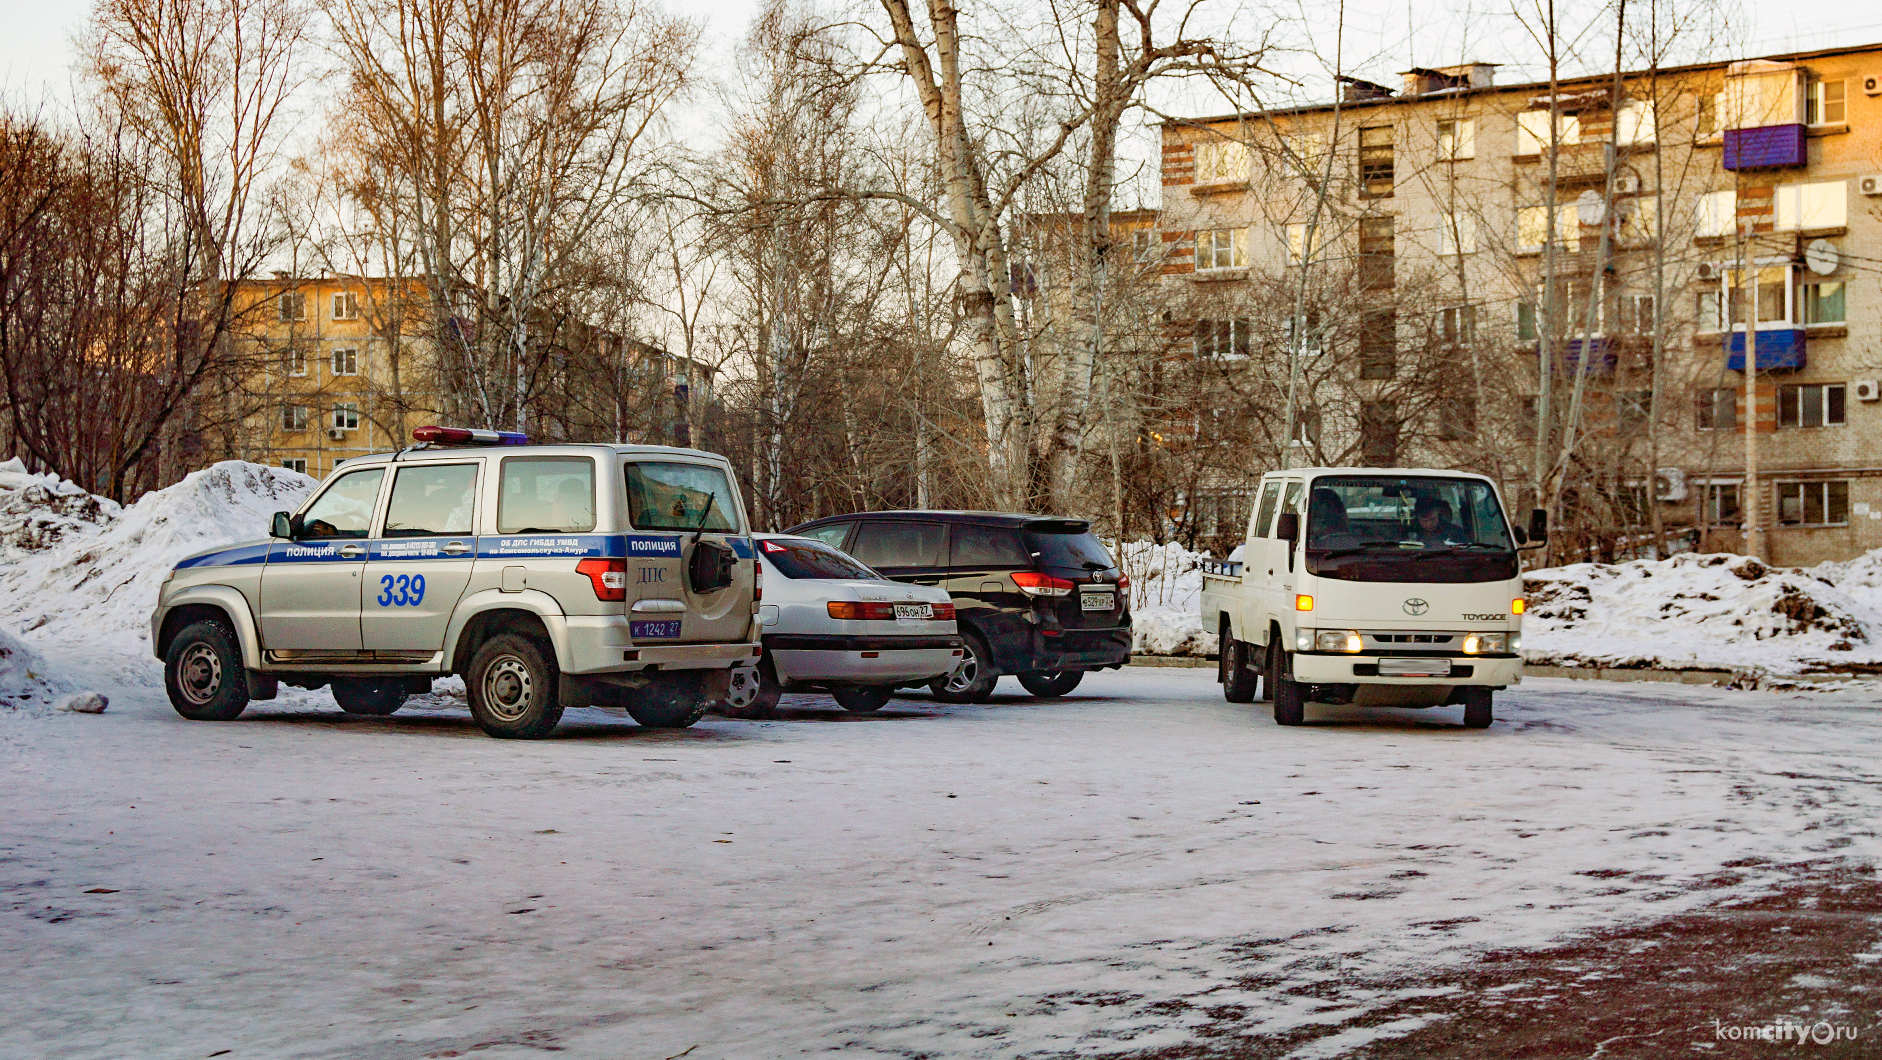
{"left": 1199, "top": 467, "right": 1543, "bottom": 727}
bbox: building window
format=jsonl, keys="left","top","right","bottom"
{"left": 1515, "top": 110, "right": 1580, "bottom": 154}
{"left": 1293, "top": 406, "right": 1321, "bottom": 446}
{"left": 1194, "top": 228, "right": 1246, "bottom": 270}
{"left": 282, "top": 458, "right": 308, "bottom": 474}
{"left": 1435, "top": 389, "right": 1477, "bottom": 441}
{"left": 1697, "top": 388, "right": 1737, "bottom": 430}
{"left": 1616, "top": 195, "right": 1658, "bottom": 245}
{"left": 1438, "top": 305, "right": 1477, "bottom": 345}
{"left": 1778, "top": 383, "right": 1845, "bottom": 428}
{"left": 285, "top": 347, "right": 307, "bottom": 377}
{"left": 1359, "top": 401, "right": 1399, "bottom": 465}
{"left": 1696, "top": 190, "right": 1737, "bottom": 238}
{"left": 1778, "top": 481, "right": 1849, "bottom": 526}
{"left": 1358, "top": 216, "right": 1394, "bottom": 290}
{"left": 1808, "top": 79, "right": 1846, "bottom": 125}
{"left": 1193, "top": 139, "right": 1250, "bottom": 184}
{"left": 1619, "top": 294, "right": 1656, "bottom": 335}
{"left": 332, "top": 403, "right": 360, "bottom": 430}
{"left": 278, "top": 292, "right": 306, "bottom": 322}
{"left": 1194, "top": 318, "right": 1250, "bottom": 359}
{"left": 1726, "top": 266, "right": 1793, "bottom": 328}
{"left": 281, "top": 405, "right": 308, "bottom": 432}
{"left": 1186, "top": 489, "right": 1253, "bottom": 539}
{"left": 1704, "top": 482, "right": 1741, "bottom": 524}
{"left": 332, "top": 348, "right": 359, "bottom": 376}
{"left": 1773, "top": 181, "right": 1847, "bottom": 232}
{"left": 1801, "top": 281, "right": 1845, "bottom": 325}
{"left": 1131, "top": 229, "right": 1159, "bottom": 263}
{"left": 1359, "top": 309, "right": 1397, "bottom": 379}
{"left": 1436, "top": 118, "right": 1475, "bottom": 160}
{"left": 1614, "top": 100, "right": 1656, "bottom": 145}
{"left": 1516, "top": 203, "right": 1577, "bottom": 253}
{"left": 1358, "top": 126, "right": 1394, "bottom": 198}
{"left": 1438, "top": 211, "right": 1476, "bottom": 255}
{"left": 332, "top": 292, "right": 360, "bottom": 320}
{"left": 1286, "top": 223, "right": 1320, "bottom": 265}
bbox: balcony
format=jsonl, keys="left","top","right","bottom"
{"left": 1725, "top": 328, "right": 1805, "bottom": 371}
{"left": 1722, "top": 125, "right": 1807, "bottom": 170}
{"left": 1531, "top": 337, "right": 1618, "bottom": 373}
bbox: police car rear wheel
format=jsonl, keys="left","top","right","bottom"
{"left": 164, "top": 620, "right": 249, "bottom": 721}
{"left": 466, "top": 634, "right": 563, "bottom": 739}
{"left": 332, "top": 678, "right": 407, "bottom": 716}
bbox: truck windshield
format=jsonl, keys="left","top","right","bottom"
{"left": 1304, "top": 475, "right": 1517, "bottom": 584}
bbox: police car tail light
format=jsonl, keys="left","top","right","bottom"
{"left": 828, "top": 601, "right": 897, "bottom": 620}
{"left": 576, "top": 558, "right": 628, "bottom": 601}
{"left": 413, "top": 425, "right": 529, "bottom": 446}
{"left": 931, "top": 602, "right": 957, "bottom": 620}
{"left": 1011, "top": 571, "right": 1074, "bottom": 597}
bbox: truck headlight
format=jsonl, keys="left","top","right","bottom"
{"left": 1462, "top": 632, "right": 1508, "bottom": 654}
{"left": 1294, "top": 627, "right": 1313, "bottom": 652}
{"left": 1315, "top": 629, "right": 1363, "bottom": 653}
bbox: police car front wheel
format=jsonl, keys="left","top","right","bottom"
{"left": 164, "top": 620, "right": 250, "bottom": 721}
{"left": 466, "top": 633, "right": 564, "bottom": 739}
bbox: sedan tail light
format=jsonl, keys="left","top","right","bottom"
{"left": 828, "top": 601, "right": 899, "bottom": 620}
{"left": 930, "top": 602, "right": 956, "bottom": 620}
{"left": 576, "top": 558, "right": 628, "bottom": 601}
{"left": 1011, "top": 571, "right": 1075, "bottom": 597}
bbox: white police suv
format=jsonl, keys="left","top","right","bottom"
{"left": 151, "top": 428, "right": 762, "bottom": 738}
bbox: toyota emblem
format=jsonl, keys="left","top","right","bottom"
{"left": 1403, "top": 598, "right": 1429, "bottom": 616}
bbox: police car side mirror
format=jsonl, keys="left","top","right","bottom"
{"left": 270, "top": 511, "right": 293, "bottom": 539}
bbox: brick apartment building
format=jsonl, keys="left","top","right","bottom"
{"left": 1157, "top": 43, "right": 1882, "bottom": 565}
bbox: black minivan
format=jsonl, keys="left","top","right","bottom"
{"left": 784, "top": 511, "right": 1132, "bottom": 702}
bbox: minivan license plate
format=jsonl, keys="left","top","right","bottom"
{"left": 1080, "top": 591, "right": 1113, "bottom": 612}
{"left": 1379, "top": 658, "right": 1452, "bottom": 677}
{"left": 893, "top": 603, "right": 932, "bottom": 621}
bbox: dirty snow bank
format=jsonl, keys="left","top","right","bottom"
{"left": 0, "top": 626, "right": 73, "bottom": 710}
{"left": 1119, "top": 541, "right": 1230, "bottom": 657}
{"left": 1523, "top": 551, "right": 1882, "bottom": 676}
{"left": 0, "top": 461, "right": 313, "bottom": 674}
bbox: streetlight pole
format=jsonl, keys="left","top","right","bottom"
{"left": 1740, "top": 225, "right": 1764, "bottom": 560}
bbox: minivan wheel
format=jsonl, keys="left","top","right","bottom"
{"left": 929, "top": 630, "right": 997, "bottom": 703}
{"left": 164, "top": 620, "right": 250, "bottom": 721}
{"left": 466, "top": 634, "right": 563, "bottom": 739}
{"left": 830, "top": 684, "right": 894, "bottom": 712}
{"left": 1017, "top": 670, "right": 1083, "bottom": 697}
{"left": 331, "top": 678, "right": 407, "bottom": 716}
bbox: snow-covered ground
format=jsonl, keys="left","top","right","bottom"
{"left": 5, "top": 665, "right": 1882, "bottom": 1058}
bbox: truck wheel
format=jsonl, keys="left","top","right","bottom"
{"left": 331, "top": 678, "right": 407, "bottom": 716}
{"left": 466, "top": 633, "right": 564, "bottom": 739}
{"left": 830, "top": 684, "right": 894, "bottom": 712}
{"left": 929, "top": 630, "right": 997, "bottom": 703}
{"left": 1269, "top": 642, "right": 1305, "bottom": 726}
{"left": 1221, "top": 630, "right": 1258, "bottom": 704}
{"left": 1018, "top": 670, "right": 1083, "bottom": 697}
{"left": 627, "top": 676, "right": 710, "bottom": 729}
{"left": 1461, "top": 687, "right": 1494, "bottom": 728}
{"left": 164, "top": 620, "right": 250, "bottom": 721}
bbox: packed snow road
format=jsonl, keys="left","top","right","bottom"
{"left": 5, "top": 666, "right": 1881, "bottom": 1059}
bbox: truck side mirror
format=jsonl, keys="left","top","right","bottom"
{"left": 1275, "top": 512, "right": 1299, "bottom": 543}
{"left": 270, "top": 511, "right": 294, "bottom": 539}
{"left": 1528, "top": 508, "right": 1548, "bottom": 543}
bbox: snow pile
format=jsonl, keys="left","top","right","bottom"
{"left": 1523, "top": 551, "right": 1882, "bottom": 675}
{"left": 0, "top": 458, "right": 119, "bottom": 553}
{"left": 0, "top": 626, "right": 72, "bottom": 710}
{"left": 1120, "top": 541, "right": 1233, "bottom": 657}
{"left": 0, "top": 461, "right": 314, "bottom": 657}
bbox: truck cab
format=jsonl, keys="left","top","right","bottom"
{"left": 151, "top": 431, "right": 762, "bottom": 738}
{"left": 1198, "top": 467, "right": 1541, "bottom": 728}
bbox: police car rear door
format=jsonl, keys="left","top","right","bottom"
{"left": 361, "top": 458, "right": 482, "bottom": 653}
{"left": 622, "top": 459, "right": 753, "bottom": 644}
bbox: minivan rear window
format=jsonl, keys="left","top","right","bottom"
{"left": 849, "top": 521, "right": 946, "bottom": 569}
{"left": 1024, "top": 528, "right": 1115, "bottom": 571}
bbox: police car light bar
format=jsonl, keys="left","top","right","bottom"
{"left": 413, "top": 425, "right": 530, "bottom": 446}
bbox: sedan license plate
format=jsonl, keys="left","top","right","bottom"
{"left": 893, "top": 603, "right": 933, "bottom": 622}
{"left": 1379, "top": 657, "right": 1452, "bottom": 678}
{"left": 1080, "top": 591, "right": 1114, "bottom": 612}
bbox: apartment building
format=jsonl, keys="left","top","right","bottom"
{"left": 1158, "top": 44, "right": 1882, "bottom": 565}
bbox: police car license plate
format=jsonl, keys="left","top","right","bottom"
{"left": 1080, "top": 591, "right": 1113, "bottom": 611}
{"left": 893, "top": 603, "right": 932, "bottom": 622}
{"left": 1379, "top": 657, "right": 1452, "bottom": 677}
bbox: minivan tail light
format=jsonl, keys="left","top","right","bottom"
{"left": 576, "top": 558, "right": 628, "bottom": 601}
{"left": 930, "top": 602, "right": 957, "bottom": 620}
{"left": 1011, "top": 571, "right": 1075, "bottom": 597}
{"left": 828, "top": 601, "right": 898, "bottom": 620}
{"left": 1117, "top": 573, "right": 1130, "bottom": 589}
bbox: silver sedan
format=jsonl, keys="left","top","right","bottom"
{"left": 739, "top": 534, "right": 962, "bottom": 714}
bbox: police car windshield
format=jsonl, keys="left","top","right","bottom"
{"left": 626, "top": 462, "right": 738, "bottom": 532}
{"left": 759, "top": 538, "right": 879, "bottom": 580}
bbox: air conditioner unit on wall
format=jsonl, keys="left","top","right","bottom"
{"left": 1860, "top": 175, "right": 1882, "bottom": 197}
{"left": 1696, "top": 262, "right": 1722, "bottom": 281}
{"left": 1856, "top": 380, "right": 1881, "bottom": 402}
{"left": 1611, "top": 174, "right": 1641, "bottom": 195}
{"left": 1864, "top": 74, "right": 1882, "bottom": 96}
{"left": 1654, "top": 467, "right": 1688, "bottom": 503}
{"left": 326, "top": 427, "right": 347, "bottom": 441}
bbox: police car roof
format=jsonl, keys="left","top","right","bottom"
{"left": 344, "top": 442, "right": 730, "bottom": 465}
